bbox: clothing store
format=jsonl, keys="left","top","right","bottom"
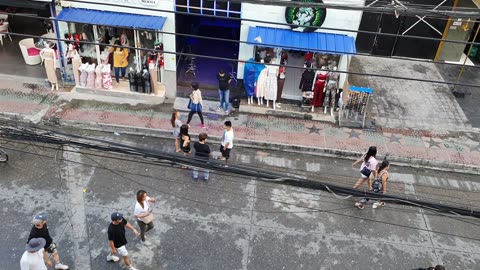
{"left": 55, "top": 0, "right": 176, "bottom": 98}
{"left": 238, "top": 1, "right": 362, "bottom": 114}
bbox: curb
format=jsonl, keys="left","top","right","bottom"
{"left": 53, "top": 119, "right": 480, "bottom": 175}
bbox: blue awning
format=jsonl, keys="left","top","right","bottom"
{"left": 57, "top": 8, "right": 166, "bottom": 30}
{"left": 247, "top": 26, "right": 356, "bottom": 55}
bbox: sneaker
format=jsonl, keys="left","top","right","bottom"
{"left": 372, "top": 202, "right": 379, "bottom": 209}
{"left": 143, "top": 240, "right": 152, "bottom": 246}
{"left": 225, "top": 110, "right": 230, "bottom": 115}
{"left": 55, "top": 263, "right": 69, "bottom": 270}
{"left": 216, "top": 107, "right": 223, "bottom": 112}
{"left": 129, "top": 266, "right": 139, "bottom": 270}
{"left": 355, "top": 202, "right": 364, "bottom": 209}
{"left": 192, "top": 176, "right": 198, "bottom": 181}
{"left": 107, "top": 254, "right": 120, "bottom": 262}
{"left": 379, "top": 202, "right": 385, "bottom": 207}
{"left": 203, "top": 178, "right": 208, "bottom": 182}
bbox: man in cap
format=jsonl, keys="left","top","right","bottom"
{"left": 27, "top": 213, "right": 69, "bottom": 269}
{"left": 107, "top": 212, "right": 140, "bottom": 270}
{"left": 20, "top": 238, "right": 50, "bottom": 270}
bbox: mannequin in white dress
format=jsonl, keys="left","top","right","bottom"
{"left": 263, "top": 57, "right": 279, "bottom": 110}
{"left": 40, "top": 44, "right": 58, "bottom": 91}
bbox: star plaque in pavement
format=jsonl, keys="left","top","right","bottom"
{"left": 349, "top": 129, "right": 361, "bottom": 139}
{"left": 428, "top": 139, "right": 442, "bottom": 149}
{"left": 307, "top": 125, "right": 321, "bottom": 134}
{"left": 390, "top": 135, "right": 402, "bottom": 144}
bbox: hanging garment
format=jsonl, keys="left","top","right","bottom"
{"left": 264, "top": 65, "right": 278, "bottom": 101}
{"left": 299, "top": 69, "right": 315, "bottom": 92}
{"left": 324, "top": 72, "right": 340, "bottom": 107}
{"left": 72, "top": 56, "right": 82, "bottom": 86}
{"left": 135, "top": 71, "right": 144, "bottom": 93}
{"left": 128, "top": 69, "right": 137, "bottom": 92}
{"left": 79, "top": 63, "right": 88, "bottom": 87}
{"left": 148, "top": 63, "right": 157, "bottom": 94}
{"left": 256, "top": 68, "right": 268, "bottom": 98}
{"left": 243, "top": 58, "right": 265, "bottom": 97}
{"left": 42, "top": 49, "right": 57, "bottom": 84}
{"left": 102, "top": 64, "right": 112, "bottom": 90}
{"left": 312, "top": 72, "right": 328, "bottom": 107}
{"left": 86, "top": 64, "right": 96, "bottom": 89}
{"left": 142, "top": 70, "right": 151, "bottom": 94}
{"left": 95, "top": 64, "right": 103, "bottom": 89}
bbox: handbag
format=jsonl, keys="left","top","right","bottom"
{"left": 140, "top": 212, "right": 153, "bottom": 224}
{"left": 187, "top": 99, "right": 192, "bottom": 110}
{"left": 360, "top": 162, "right": 371, "bottom": 177}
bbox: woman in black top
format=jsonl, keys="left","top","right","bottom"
{"left": 179, "top": 124, "right": 191, "bottom": 156}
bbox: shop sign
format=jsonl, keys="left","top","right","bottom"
{"left": 285, "top": 0, "right": 327, "bottom": 33}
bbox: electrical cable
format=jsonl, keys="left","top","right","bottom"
{"left": 3, "top": 139, "right": 480, "bottom": 244}
{"left": 1, "top": 124, "right": 479, "bottom": 219}
{"left": 3, "top": 30, "right": 480, "bottom": 90}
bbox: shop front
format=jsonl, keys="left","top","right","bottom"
{"left": 57, "top": 0, "right": 177, "bottom": 98}
{"left": 238, "top": 1, "right": 362, "bottom": 114}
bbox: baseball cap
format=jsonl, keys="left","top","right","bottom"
{"left": 32, "top": 213, "right": 48, "bottom": 225}
{"left": 25, "top": 238, "right": 46, "bottom": 252}
{"left": 111, "top": 212, "right": 123, "bottom": 221}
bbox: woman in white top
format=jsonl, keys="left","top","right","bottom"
{"left": 171, "top": 111, "right": 183, "bottom": 152}
{"left": 352, "top": 146, "right": 378, "bottom": 189}
{"left": 134, "top": 190, "right": 156, "bottom": 246}
{"left": 186, "top": 82, "right": 205, "bottom": 127}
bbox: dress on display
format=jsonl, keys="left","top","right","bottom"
{"left": 86, "top": 64, "right": 96, "bottom": 89}
{"left": 324, "top": 72, "right": 339, "bottom": 108}
{"left": 95, "top": 64, "right": 103, "bottom": 89}
{"left": 243, "top": 58, "right": 265, "bottom": 97}
{"left": 276, "top": 67, "right": 286, "bottom": 103}
{"left": 255, "top": 68, "right": 268, "bottom": 98}
{"left": 148, "top": 63, "right": 157, "bottom": 94}
{"left": 42, "top": 49, "right": 57, "bottom": 84}
{"left": 102, "top": 64, "right": 112, "bottom": 90}
{"left": 72, "top": 56, "right": 82, "bottom": 86}
{"left": 264, "top": 65, "right": 278, "bottom": 101}
{"left": 299, "top": 69, "right": 315, "bottom": 92}
{"left": 79, "top": 64, "right": 88, "bottom": 87}
{"left": 312, "top": 72, "right": 328, "bottom": 107}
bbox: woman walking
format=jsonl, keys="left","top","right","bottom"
{"left": 355, "top": 159, "right": 390, "bottom": 209}
{"left": 179, "top": 124, "right": 191, "bottom": 156}
{"left": 171, "top": 111, "right": 183, "bottom": 152}
{"left": 352, "top": 146, "right": 378, "bottom": 189}
{"left": 134, "top": 190, "right": 156, "bottom": 246}
{"left": 109, "top": 40, "right": 129, "bottom": 86}
{"left": 187, "top": 82, "right": 205, "bottom": 127}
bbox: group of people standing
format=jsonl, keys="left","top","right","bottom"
{"left": 20, "top": 190, "right": 157, "bottom": 270}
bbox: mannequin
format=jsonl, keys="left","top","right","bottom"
{"left": 95, "top": 64, "right": 103, "bottom": 89}
{"left": 276, "top": 65, "right": 286, "bottom": 108}
{"left": 243, "top": 58, "right": 265, "bottom": 105}
{"left": 299, "top": 62, "right": 315, "bottom": 107}
{"left": 86, "top": 63, "right": 96, "bottom": 89}
{"left": 311, "top": 66, "right": 328, "bottom": 112}
{"left": 79, "top": 63, "right": 88, "bottom": 87}
{"left": 324, "top": 67, "right": 340, "bottom": 116}
{"left": 128, "top": 67, "right": 136, "bottom": 92}
{"left": 40, "top": 44, "right": 58, "bottom": 91}
{"left": 263, "top": 57, "right": 279, "bottom": 110}
{"left": 256, "top": 64, "right": 268, "bottom": 105}
{"left": 102, "top": 64, "right": 112, "bottom": 90}
{"left": 142, "top": 69, "right": 151, "bottom": 94}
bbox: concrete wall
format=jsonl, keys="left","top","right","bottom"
{"left": 238, "top": 0, "right": 365, "bottom": 89}
{"left": 59, "top": 0, "right": 176, "bottom": 96}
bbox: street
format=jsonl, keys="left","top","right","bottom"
{"left": 1, "top": 128, "right": 479, "bottom": 270}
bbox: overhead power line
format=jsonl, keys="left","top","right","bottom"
{"left": 5, "top": 30, "right": 480, "bottom": 89}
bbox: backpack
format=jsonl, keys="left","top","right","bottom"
{"left": 372, "top": 171, "right": 387, "bottom": 193}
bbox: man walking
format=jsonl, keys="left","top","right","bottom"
{"left": 107, "top": 212, "right": 140, "bottom": 270}
{"left": 219, "top": 121, "right": 234, "bottom": 166}
{"left": 20, "top": 238, "right": 50, "bottom": 270}
{"left": 27, "top": 213, "right": 69, "bottom": 269}
{"left": 216, "top": 69, "right": 232, "bottom": 114}
{"left": 193, "top": 133, "right": 211, "bottom": 181}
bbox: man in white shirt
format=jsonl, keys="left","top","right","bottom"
{"left": 20, "top": 238, "right": 51, "bottom": 270}
{"left": 220, "top": 121, "right": 234, "bottom": 165}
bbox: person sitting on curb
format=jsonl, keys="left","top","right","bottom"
{"left": 27, "top": 213, "right": 69, "bottom": 269}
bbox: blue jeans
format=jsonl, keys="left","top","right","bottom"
{"left": 193, "top": 168, "right": 209, "bottom": 180}
{"left": 114, "top": 67, "right": 126, "bottom": 83}
{"left": 218, "top": 89, "right": 230, "bottom": 111}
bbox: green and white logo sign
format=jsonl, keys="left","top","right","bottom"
{"left": 285, "top": 0, "right": 327, "bottom": 33}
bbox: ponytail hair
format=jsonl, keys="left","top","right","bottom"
{"left": 377, "top": 160, "right": 390, "bottom": 174}
{"left": 364, "top": 146, "right": 377, "bottom": 163}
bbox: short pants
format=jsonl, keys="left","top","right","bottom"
{"left": 220, "top": 145, "right": 231, "bottom": 159}
{"left": 116, "top": 245, "right": 128, "bottom": 257}
{"left": 45, "top": 243, "right": 57, "bottom": 254}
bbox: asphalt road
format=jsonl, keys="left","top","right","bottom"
{"left": 1, "top": 129, "right": 479, "bottom": 270}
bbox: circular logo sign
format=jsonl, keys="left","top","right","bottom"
{"left": 285, "top": 0, "right": 327, "bottom": 33}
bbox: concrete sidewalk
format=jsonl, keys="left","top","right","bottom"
{"left": 1, "top": 78, "right": 480, "bottom": 173}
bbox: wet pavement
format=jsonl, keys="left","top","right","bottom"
{"left": 0, "top": 130, "right": 479, "bottom": 270}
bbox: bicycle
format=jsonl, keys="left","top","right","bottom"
{"left": 0, "top": 148, "right": 8, "bottom": 162}
{"left": 228, "top": 63, "right": 237, "bottom": 87}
